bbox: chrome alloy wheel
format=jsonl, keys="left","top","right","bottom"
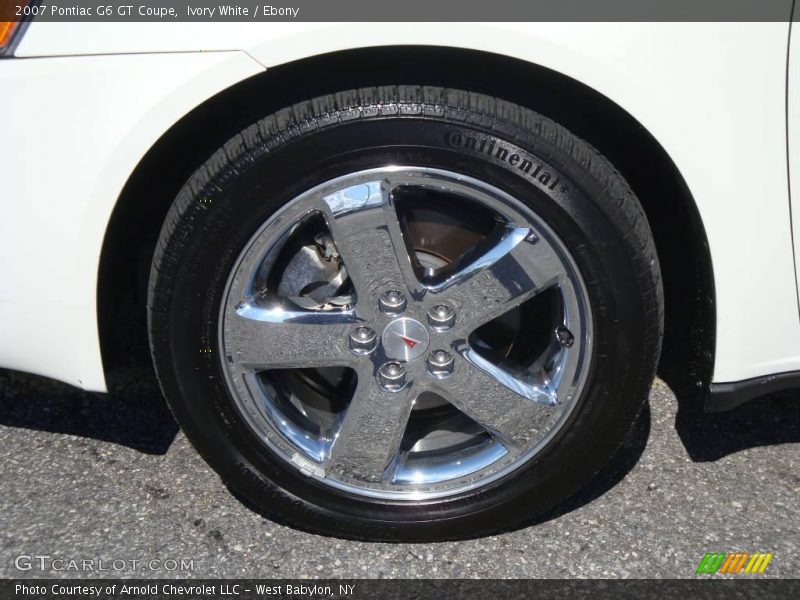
{"left": 219, "top": 166, "right": 593, "bottom": 500}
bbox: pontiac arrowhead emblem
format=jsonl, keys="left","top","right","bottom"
{"left": 398, "top": 334, "right": 421, "bottom": 349}
{"left": 381, "top": 318, "right": 430, "bottom": 361}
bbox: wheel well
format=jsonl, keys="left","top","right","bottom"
{"left": 98, "top": 45, "right": 715, "bottom": 398}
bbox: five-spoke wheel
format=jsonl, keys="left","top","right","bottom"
{"left": 149, "top": 86, "right": 662, "bottom": 540}
{"left": 220, "top": 168, "right": 592, "bottom": 499}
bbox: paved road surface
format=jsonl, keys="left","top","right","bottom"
{"left": 1, "top": 367, "right": 798, "bottom": 578}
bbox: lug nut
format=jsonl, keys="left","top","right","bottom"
{"left": 427, "top": 304, "right": 455, "bottom": 331}
{"left": 378, "top": 290, "right": 406, "bottom": 315}
{"left": 427, "top": 350, "right": 454, "bottom": 379}
{"left": 555, "top": 325, "right": 574, "bottom": 348}
{"left": 378, "top": 361, "right": 407, "bottom": 392}
{"left": 349, "top": 326, "right": 377, "bottom": 355}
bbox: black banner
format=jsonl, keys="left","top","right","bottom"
{"left": 3, "top": 579, "right": 800, "bottom": 600}
{"left": 2, "top": 0, "right": 798, "bottom": 22}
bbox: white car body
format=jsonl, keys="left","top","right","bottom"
{"left": 1, "top": 21, "right": 799, "bottom": 402}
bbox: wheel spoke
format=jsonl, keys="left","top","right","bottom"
{"left": 225, "top": 303, "right": 357, "bottom": 370}
{"left": 318, "top": 180, "right": 418, "bottom": 305}
{"left": 326, "top": 374, "right": 415, "bottom": 483}
{"left": 433, "top": 348, "right": 557, "bottom": 450}
{"left": 428, "top": 226, "right": 565, "bottom": 334}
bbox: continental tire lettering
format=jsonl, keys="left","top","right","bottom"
{"left": 446, "top": 131, "right": 568, "bottom": 193}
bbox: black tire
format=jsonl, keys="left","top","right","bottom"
{"left": 148, "top": 86, "right": 663, "bottom": 541}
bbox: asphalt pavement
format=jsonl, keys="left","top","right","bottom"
{"left": 1, "top": 366, "right": 798, "bottom": 579}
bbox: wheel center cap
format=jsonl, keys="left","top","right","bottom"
{"left": 382, "top": 317, "right": 429, "bottom": 362}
